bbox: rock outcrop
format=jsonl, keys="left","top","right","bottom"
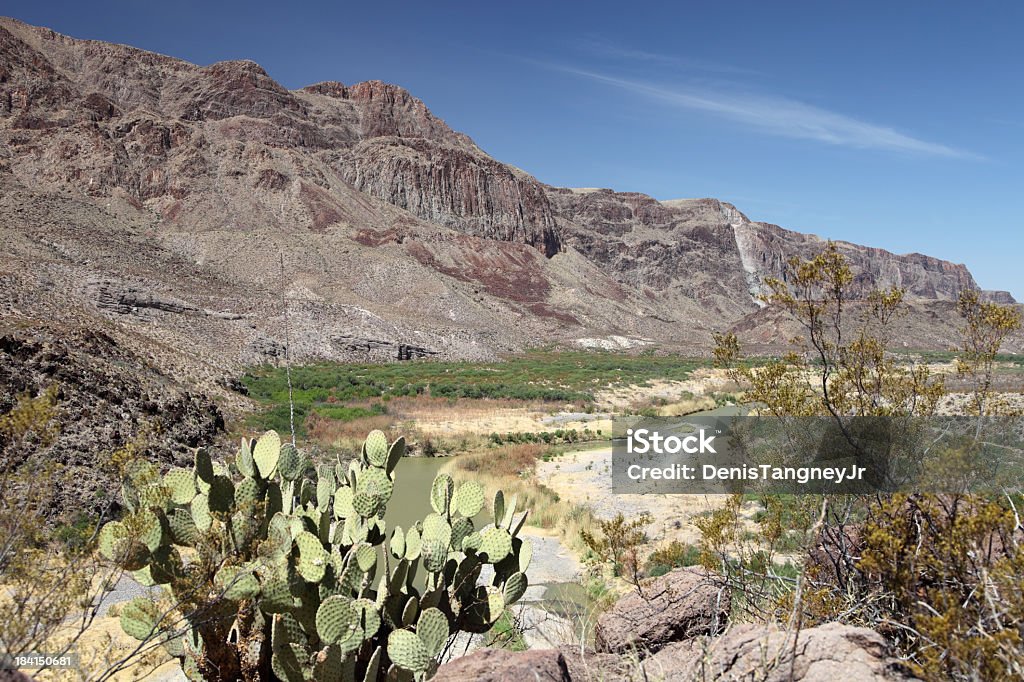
{"left": 0, "top": 324, "right": 226, "bottom": 517}
{"left": 593, "top": 567, "right": 730, "bottom": 655}
{"left": 342, "top": 137, "right": 561, "bottom": 256}
{"left": 643, "top": 622, "right": 920, "bottom": 681}
{"left": 433, "top": 648, "right": 572, "bottom": 681}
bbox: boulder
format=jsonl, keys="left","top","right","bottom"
{"left": 557, "top": 646, "right": 635, "bottom": 681}
{"left": 594, "top": 567, "right": 729, "bottom": 655}
{"left": 643, "top": 622, "right": 920, "bottom": 681}
{"left": 433, "top": 648, "right": 571, "bottom": 681}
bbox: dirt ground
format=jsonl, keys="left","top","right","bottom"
{"left": 535, "top": 447, "right": 732, "bottom": 546}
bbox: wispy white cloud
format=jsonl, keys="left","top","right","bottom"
{"left": 554, "top": 65, "right": 980, "bottom": 160}
{"left": 576, "top": 36, "right": 760, "bottom": 76}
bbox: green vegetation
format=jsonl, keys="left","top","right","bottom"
{"left": 98, "top": 429, "right": 532, "bottom": 681}
{"left": 580, "top": 512, "right": 651, "bottom": 588}
{"left": 482, "top": 611, "right": 527, "bottom": 651}
{"left": 644, "top": 541, "right": 703, "bottom": 577}
{"left": 488, "top": 427, "right": 602, "bottom": 446}
{"left": 242, "top": 350, "right": 705, "bottom": 433}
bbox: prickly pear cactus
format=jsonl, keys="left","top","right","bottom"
{"left": 97, "top": 429, "right": 531, "bottom": 681}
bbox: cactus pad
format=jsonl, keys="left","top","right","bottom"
{"left": 493, "top": 490, "right": 505, "bottom": 526}
{"left": 420, "top": 538, "right": 448, "bottom": 573}
{"left": 421, "top": 514, "right": 452, "bottom": 549}
{"left": 451, "top": 517, "right": 474, "bottom": 551}
{"left": 390, "top": 525, "right": 406, "bottom": 559}
{"left": 352, "top": 491, "right": 379, "bottom": 519}
{"left": 363, "top": 646, "right": 382, "bottom": 682}
{"left": 260, "top": 578, "right": 294, "bottom": 614}
{"left": 190, "top": 493, "right": 212, "bottom": 531}
{"left": 132, "top": 510, "right": 163, "bottom": 552}
{"left": 416, "top": 608, "right": 449, "bottom": 657}
{"left": 405, "top": 527, "right": 422, "bottom": 561}
{"left": 169, "top": 508, "right": 200, "bottom": 546}
{"left": 401, "top": 595, "right": 419, "bottom": 627}
{"left": 386, "top": 436, "right": 406, "bottom": 474}
{"left": 164, "top": 468, "right": 197, "bottom": 505}
{"left": 356, "top": 468, "right": 393, "bottom": 511}
{"left": 461, "top": 531, "right": 482, "bottom": 553}
{"left": 236, "top": 437, "right": 256, "bottom": 478}
{"left": 215, "top": 565, "right": 261, "bottom": 601}
{"left": 503, "top": 571, "right": 528, "bottom": 605}
{"left": 194, "top": 447, "right": 214, "bottom": 486}
{"left": 354, "top": 598, "right": 381, "bottom": 639}
{"left": 138, "top": 484, "right": 173, "bottom": 512}
{"left": 98, "top": 520, "right": 128, "bottom": 562}
{"left": 207, "top": 475, "right": 235, "bottom": 514}
{"left": 429, "top": 474, "right": 454, "bottom": 515}
{"left": 316, "top": 465, "right": 334, "bottom": 511}
{"left": 355, "top": 543, "right": 377, "bottom": 572}
{"left": 315, "top": 595, "right": 359, "bottom": 644}
{"left": 299, "top": 478, "right": 316, "bottom": 507}
{"left": 294, "top": 531, "right": 328, "bottom": 583}
{"left": 233, "top": 477, "right": 262, "bottom": 509}
{"left": 453, "top": 480, "right": 485, "bottom": 518}
{"left": 517, "top": 537, "right": 533, "bottom": 573}
{"left": 387, "top": 629, "right": 429, "bottom": 673}
{"left": 253, "top": 430, "right": 281, "bottom": 479}
{"left": 479, "top": 526, "right": 513, "bottom": 563}
{"left": 364, "top": 430, "right": 389, "bottom": 467}
{"left": 333, "top": 486, "right": 355, "bottom": 518}
{"left": 120, "top": 597, "right": 161, "bottom": 640}
{"left": 500, "top": 493, "right": 519, "bottom": 530}
{"left": 278, "top": 443, "right": 303, "bottom": 481}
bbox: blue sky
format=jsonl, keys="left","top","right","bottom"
{"left": 6, "top": 1, "right": 1023, "bottom": 296}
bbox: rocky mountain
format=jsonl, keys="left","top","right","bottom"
{"left": 1, "top": 14, "right": 1018, "bottom": 391}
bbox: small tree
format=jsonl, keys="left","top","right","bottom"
{"left": 955, "top": 289, "right": 1022, "bottom": 419}
{"left": 580, "top": 512, "right": 651, "bottom": 592}
{"left": 709, "top": 243, "right": 1024, "bottom": 681}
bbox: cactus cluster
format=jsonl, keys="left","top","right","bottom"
{"left": 97, "top": 430, "right": 531, "bottom": 681}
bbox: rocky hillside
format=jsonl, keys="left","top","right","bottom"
{"left": 0, "top": 14, "right": 1017, "bottom": 384}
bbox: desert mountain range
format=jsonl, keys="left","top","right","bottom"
{"left": 1, "top": 15, "right": 1019, "bottom": 384}
{"left": 4, "top": 17, "right": 1022, "bottom": 511}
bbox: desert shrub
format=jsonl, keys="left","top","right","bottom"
{"left": 709, "top": 243, "right": 1024, "bottom": 681}
{"left": 851, "top": 494, "right": 1022, "bottom": 680}
{"left": 0, "top": 387, "right": 118, "bottom": 676}
{"left": 580, "top": 512, "right": 651, "bottom": 589}
{"left": 645, "top": 540, "right": 702, "bottom": 577}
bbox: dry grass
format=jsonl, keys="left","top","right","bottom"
{"left": 383, "top": 395, "right": 547, "bottom": 420}
{"left": 305, "top": 413, "right": 397, "bottom": 450}
{"left": 443, "top": 443, "right": 600, "bottom": 555}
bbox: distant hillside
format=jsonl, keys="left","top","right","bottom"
{"left": 1, "top": 15, "right": 1017, "bottom": 383}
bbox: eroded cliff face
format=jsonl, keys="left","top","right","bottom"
{"left": 549, "top": 189, "right": 986, "bottom": 309}
{"left": 730, "top": 220, "right": 978, "bottom": 303}
{"left": 342, "top": 137, "right": 560, "bottom": 256}
{"left": 0, "top": 18, "right": 559, "bottom": 256}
